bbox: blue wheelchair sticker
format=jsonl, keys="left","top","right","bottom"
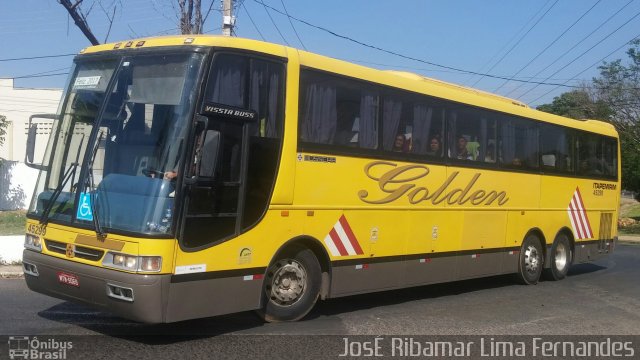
{"left": 76, "top": 192, "right": 94, "bottom": 221}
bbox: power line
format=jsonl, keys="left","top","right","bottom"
{"left": 505, "top": 0, "right": 634, "bottom": 97}
{"left": 517, "top": 9, "right": 640, "bottom": 101}
{"left": 250, "top": 0, "right": 604, "bottom": 90}
{"left": 0, "top": 54, "right": 76, "bottom": 62}
{"left": 14, "top": 67, "right": 71, "bottom": 79}
{"left": 462, "top": 0, "right": 553, "bottom": 86}
{"left": 342, "top": 58, "right": 586, "bottom": 81}
{"left": 279, "top": 0, "right": 306, "bottom": 50}
{"left": 260, "top": 0, "right": 290, "bottom": 46}
{"left": 493, "top": 0, "right": 602, "bottom": 93}
{"left": 470, "top": 0, "right": 560, "bottom": 87}
{"left": 529, "top": 33, "right": 640, "bottom": 105}
{"left": 13, "top": 73, "right": 69, "bottom": 80}
{"left": 241, "top": 1, "right": 266, "bottom": 41}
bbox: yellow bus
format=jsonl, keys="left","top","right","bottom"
{"left": 22, "top": 35, "right": 620, "bottom": 323}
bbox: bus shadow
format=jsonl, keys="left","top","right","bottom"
{"left": 38, "top": 302, "right": 266, "bottom": 343}
{"left": 566, "top": 262, "right": 607, "bottom": 276}
{"left": 309, "top": 274, "right": 518, "bottom": 320}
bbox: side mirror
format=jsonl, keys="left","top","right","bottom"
{"left": 25, "top": 114, "right": 56, "bottom": 170}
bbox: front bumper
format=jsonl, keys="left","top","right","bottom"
{"left": 23, "top": 250, "right": 171, "bottom": 323}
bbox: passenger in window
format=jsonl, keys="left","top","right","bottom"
{"left": 427, "top": 137, "right": 442, "bottom": 157}
{"left": 455, "top": 136, "right": 473, "bottom": 160}
{"left": 392, "top": 134, "right": 406, "bottom": 152}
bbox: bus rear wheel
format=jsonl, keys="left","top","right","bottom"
{"left": 258, "top": 247, "right": 321, "bottom": 322}
{"left": 516, "top": 234, "right": 543, "bottom": 285}
{"left": 543, "top": 234, "right": 572, "bottom": 281}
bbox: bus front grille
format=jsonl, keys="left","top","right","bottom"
{"left": 45, "top": 240, "right": 105, "bottom": 261}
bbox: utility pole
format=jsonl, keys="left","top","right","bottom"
{"left": 222, "top": 0, "right": 234, "bottom": 36}
{"left": 58, "top": 0, "right": 100, "bottom": 45}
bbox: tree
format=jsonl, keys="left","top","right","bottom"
{"left": 178, "top": 0, "right": 203, "bottom": 34}
{"left": 536, "top": 89, "right": 612, "bottom": 120}
{"left": 0, "top": 115, "right": 8, "bottom": 167}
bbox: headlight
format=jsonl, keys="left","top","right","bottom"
{"left": 139, "top": 256, "right": 162, "bottom": 272}
{"left": 24, "top": 234, "right": 42, "bottom": 252}
{"left": 103, "top": 252, "right": 162, "bottom": 273}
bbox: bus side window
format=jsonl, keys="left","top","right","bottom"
{"left": 500, "top": 116, "right": 539, "bottom": 169}
{"left": 540, "top": 124, "right": 574, "bottom": 174}
{"left": 299, "top": 70, "right": 378, "bottom": 150}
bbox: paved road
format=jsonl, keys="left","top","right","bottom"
{"left": 1, "top": 244, "right": 639, "bottom": 359}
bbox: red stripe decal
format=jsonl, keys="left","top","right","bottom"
{"left": 569, "top": 201, "right": 585, "bottom": 239}
{"left": 339, "top": 215, "right": 363, "bottom": 255}
{"left": 575, "top": 188, "right": 593, "bottom": 237}
{"left": 253, "top": 274, "right": 264, "bottom": 280}
{"left": 329, "top": 228, "right": 348, "bottom": 256}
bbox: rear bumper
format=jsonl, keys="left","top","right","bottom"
{"left": 23, "top": 250, "right": 170, "bottom": 323}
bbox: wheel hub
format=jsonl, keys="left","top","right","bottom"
{"left": 524, "top": 245, "right": 540, "bottom": 274}
{"left": 267, "top": 259, "right": 307, "bottom": 306}
{"left": 555, "top": 243, "right": 568, "bottom": 271}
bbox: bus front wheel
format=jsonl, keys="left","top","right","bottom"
{"left": 258, "top": 246, "right": 321, "bottom": 322}
{"left": 516, "top": 234, "right": 543, "bottom": 285}
{"left": 543, "top": 234, "right": 572, "bottom": 281}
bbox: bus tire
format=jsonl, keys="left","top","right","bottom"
{"left": 516, "top": 234, "right": 543, "bottom": 285}
{"left": 543, "top": 234, "right": 572, "bottom": 281}
{"left": 258, "top": 246, "right": 321, "bottom": 322}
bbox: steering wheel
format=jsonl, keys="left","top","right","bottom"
{"left": 142, "top": 168, "right": 165, "bottom": 178}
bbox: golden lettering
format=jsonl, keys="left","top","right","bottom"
{"left": 359, "top": 161, "right": 510, "bottom": 206}
{"left": 469, "top": 190, "right": 487, "bottom": 205}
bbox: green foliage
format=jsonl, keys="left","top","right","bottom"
{"left": 536, "top": 90, "right": 612, "bottom": 120}
{"left": 0, "top": 114, "right": 7, "bottom": 147}
{"left": 0, "top": 114, "right": 7, "bottom": 168}
{"left": 0, "top": 210, "right": 26, "bottom": 235}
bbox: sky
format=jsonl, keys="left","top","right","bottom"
{"left": 1, "top": 0, "right": 639, "bottom": 109}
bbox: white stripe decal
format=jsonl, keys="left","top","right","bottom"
{"left": 334, "top": 221, "right": 357, "bottom": 255}
{"left": 567, "top": 205, "right": 579, "bottom": 239}
{"left": 570, "top": 199, "right": 585, "bottom": 239}
{"left": 323, "top": 234, "right": 340, "bottom": 257}
{"left": 567, "top": 188, "right": 593, "bottom": 240}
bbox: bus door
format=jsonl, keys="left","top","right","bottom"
{"left": 178, "top": 53, "right": 285, "bottom": 250}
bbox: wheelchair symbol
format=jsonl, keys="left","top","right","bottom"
{"left": 76, "top": 193, "right": 94, "bottom": 221}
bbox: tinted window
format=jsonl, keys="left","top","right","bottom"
{"left": 500, "top": 117, "right": 539, "bottom": 169}
{"left": 382, "top": 92, "right": 444, "bottom": 157}
{"left": 299, "top": 71, "right": 378, "bottom": 149}
{"left": 205, "top": 54, "right": 283, "bottom": 138}
{"left": 447, "top": 107, "right": 497, "bottom": 163}
{"left": 577, "top": 132, "right": 617, "bottom": 178}
{"left": 540, "top": 124, "right": 574, "bottom": 174}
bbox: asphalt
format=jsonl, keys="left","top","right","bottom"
{"left": 1, "top": 235, "right": 639, "bottom": 278}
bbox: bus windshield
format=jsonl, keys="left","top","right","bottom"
{"left": 28, "top": 52, "right": 204, "bottom": 236}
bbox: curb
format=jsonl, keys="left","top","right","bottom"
{"left": 0, "top": 265, "right": 24, "bottom": 279}
{"left": 618, "top": 235, "right": 640, "bottom": 243}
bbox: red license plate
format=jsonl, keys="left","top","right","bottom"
{"left": 57, "top": 272, "right": 80, "bottom": 287}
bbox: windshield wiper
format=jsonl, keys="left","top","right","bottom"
{"left": 39, "top": 162, "right": 78, "bottom": 225}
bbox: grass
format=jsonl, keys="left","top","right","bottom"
{"left": 619, "top": 198, "right": 640, "bottom": 235}
{"left": 0, "top": 210, "right": 26, "bottom": 236}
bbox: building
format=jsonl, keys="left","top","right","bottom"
{"left": 0, "top": 78, "right": 62, "bottom": 210}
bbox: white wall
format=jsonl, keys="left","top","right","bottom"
{"left": 0, "top": 78, "right": 62, "bottom": 210}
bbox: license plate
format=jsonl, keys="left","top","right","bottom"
{"left": 57, "top": 272, "right": 79, "bottom": 287}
